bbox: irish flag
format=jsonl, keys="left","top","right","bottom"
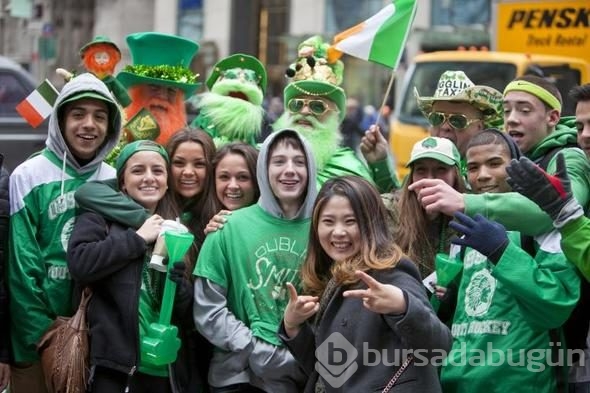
{"left": 16, "top": 79, "right": 58, "bottom": 128}
{"left": 333, "top": 0, "right": 417, "bottom": 69}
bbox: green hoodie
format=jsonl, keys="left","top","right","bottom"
{"left": 8, "top": 73, "right": 122, "bottom": 362}
{"left": 464, "top": 119, "right": 590, "bottom": 236}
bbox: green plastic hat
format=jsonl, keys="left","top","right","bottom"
{"left": 207, "top": 53, "right": 267, "bottom": 93}
{"left": 79, "top": 35, "right": 120, "bottom": 58}
{"left": 117, "top": 32, "right": 201, "bottom": 96}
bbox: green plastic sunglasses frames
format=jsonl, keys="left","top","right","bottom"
{"left": 287, "top": 98, "right": 334, "bottom": 116}
{"left": 428, "top": 111, "right": 481, "bottom": 130}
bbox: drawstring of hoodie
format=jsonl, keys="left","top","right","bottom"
{"left": 60, "top": 150, "right": 67, "bottom": 197}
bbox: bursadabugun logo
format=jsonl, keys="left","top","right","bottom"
{"left": 315, "top": 332, "right": 358, "bottom": 388}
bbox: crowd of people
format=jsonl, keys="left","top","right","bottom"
{"left": 0, "top": 29, "right": 589, "bottom": 393}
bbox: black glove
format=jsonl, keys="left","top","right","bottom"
{"left": 168, "top": 262, "right": 194, "bottom": 313}
{"left": 450, "top": 212, "right": 509, "bottom": 264}
{"left": 506, "top": 153, "right": 583, "bottom": 227}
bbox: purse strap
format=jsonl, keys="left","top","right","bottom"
{"left": 382, "top": 354, "right": 414, "bottom": 393}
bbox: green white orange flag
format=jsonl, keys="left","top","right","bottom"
{"left": 16, "top": 79, "right": 58, "bottom": 127}
{"left": 333, "top": 0, "right": 417, "bottom": 69}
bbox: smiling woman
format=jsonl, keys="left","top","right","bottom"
{"left": 279, "top": 175, "right": 452, "bottom": 392}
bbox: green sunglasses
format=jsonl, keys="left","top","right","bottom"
{"left": 428, "top": 111, "right": 481, "bottom": 130}
{"left": 287, "top": 98, "right": 335, "bottom": 116}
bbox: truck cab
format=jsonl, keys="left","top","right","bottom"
{"left": 390, "top": 50, "right": 590, "bottom": 178}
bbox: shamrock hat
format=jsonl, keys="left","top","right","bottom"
{"left": 79, "top": 35, "right": 120, "bottom": 58}
{"left": 407, "top": 136, "right": 461, "bottom": 168}
{"left": 206, "top": 54, "right": 267, "bottom": 93}
{"left": 414, "top": 70, "right": 503, "bottom": 127}
{"left": 117, "top": 32, "right": 200, "bottom": 96}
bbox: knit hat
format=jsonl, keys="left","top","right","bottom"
{"left": 407, "top": 136, "right": 461, "bottom": 167}
{"left": 117, "top": 32, "right": 200, "bottom": 96}
{"left": 414, "top": 70, "right": 503, "bottom": 127}
{"left": 115, "top": 140, "right": 169, "bottom": 176}
{"left": 283, "top": 35, "right": 346, "bottom": 121}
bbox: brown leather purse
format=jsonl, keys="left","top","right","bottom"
{"left": 37, "top": 287, "right": 92, "bottom": 393}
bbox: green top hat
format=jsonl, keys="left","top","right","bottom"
{"left": 79, "top": 35, "right": 120, "bottom": 58}
{"left": 117, "top": 32, "right": 201, "bottom": 96}
{"left": 207, "top": 54, "right": 267, "bottom": 93}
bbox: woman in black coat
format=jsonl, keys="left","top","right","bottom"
{"left": 279, "top": 176, "right": 452, "bottom": 392}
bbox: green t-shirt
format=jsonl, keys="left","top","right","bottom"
{"left": 195, "top": 204, "right": 310, "bottom": 346}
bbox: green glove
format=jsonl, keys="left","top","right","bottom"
{"left": 506, "top": 153, "right": 584, "bottom": 228}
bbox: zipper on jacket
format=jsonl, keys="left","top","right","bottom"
{"left": 124, "top": 365, "right": 137, "bottom": 393}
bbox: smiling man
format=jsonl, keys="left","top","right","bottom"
{"left": 7, "top": 73, "right": 121, "bottom": 392}
{"left": 194, "top": 129, "right": 316, "bottom": 392}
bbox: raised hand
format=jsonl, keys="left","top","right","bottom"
{"left": 506, "top": 153, "right": 573, "bottom": 219}
{"left": 450, "top": 212, "right": 508, "bottom": 261}
{"left": 360, "top": 124, "right": 389, "bottom": 164}
{"left": 342, "top": 270, "right": 406, "bottom": 315}
{"left": 283, "top": 283, "right": 319, "bottom": 337}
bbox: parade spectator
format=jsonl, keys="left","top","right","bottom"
{"left": 570, "top": 83, "right": 590, "bottom": 159}
{"left": 414, "top": 70, "right": 503, "bottom": 157}
{"left": 204, "top": 142, "right": 260, "bottom": 234}
{"left": 7, "top": 73, "right": 122, "bottom": 392}
{"left": 67, "top": 140, "right": 200, "bottom": 392}
{"left": 383, "top": 136, "right": 466, "bottom": 278}
{"left": 440, "top": 128, "right": 580, "bottom": 393}
{"left": 193, "top": 129, "right": 317, "bottom": 392}
{"left": 280, "top": 175, "right": 452, "bottom": 392}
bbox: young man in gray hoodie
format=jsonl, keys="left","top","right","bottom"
{"left": 194, "top": 129, "right": 317, "bottom": 392}
{"left": 8, "top": 73, "right": 121, "bottom": 393}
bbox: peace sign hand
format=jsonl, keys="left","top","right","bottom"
{"left": 283, "top": 283, "right": 319, "bottom": 336}
{"left": 343, "top": 270, "right": 407, "bottom": 315}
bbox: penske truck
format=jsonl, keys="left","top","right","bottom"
{"left": 389, "top": 0, "right": 590, "bottom": 178}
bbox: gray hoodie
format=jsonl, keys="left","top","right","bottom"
{"left": 256, "top": 128, "right": 317, "bottom": 220}
{"left": 194, "top": 129, "right": 317, "bottom": 391}
{"left": 46, "top": 72, "right": 122, "bottom": 174}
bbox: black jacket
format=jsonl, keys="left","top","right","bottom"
{"left": 67, "top": 211, "right": 202, "bottom": 392}
{"left": 0, "top": 154, "right": 10, "bottom": 363}
{"left": 280, "top": 259, "right": 452, "bottom": 393}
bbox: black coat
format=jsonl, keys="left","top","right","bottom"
{"left": 67, "top": 211, "right": 203, "bottom": 392}
{"left": 280, "top": 259, "right": 452, "bottom": 393}
{"left": 0, "top": 155, "right": 10, "bottom": 363}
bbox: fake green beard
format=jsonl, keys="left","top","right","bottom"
{"left": 273, "top": 111, "right": 342, "bottom": 171}
{"left": 198, "top": 91, "right": 265, "bottom": 142}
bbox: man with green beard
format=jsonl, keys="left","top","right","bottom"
{"left": 273, "top": 36, "right": 399, "bottom": 192}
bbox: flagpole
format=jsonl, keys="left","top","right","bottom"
{"left": 375, "top": 69, "right": 396, "bottom": 128}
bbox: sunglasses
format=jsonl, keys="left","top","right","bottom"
{"left": 287, "top": 98, "right": 335, "bottom": 116}
{"left": 428, "top": 111, "right": 481, "bottom": 130}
